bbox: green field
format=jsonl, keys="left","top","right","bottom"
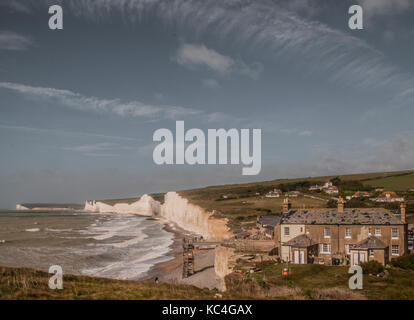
{"left": 363, "top": 173, "right": 414, "bottom": 191}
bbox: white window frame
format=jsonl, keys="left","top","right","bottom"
{"left": 391, "top": 245, "right": 399, "bottom": 256}
{"left": 369, "top": 249, "right": 374, "bottom": 258}
{"left": 345, "top": 228, "right": 351, "bottom": 239}
{"left": 391, "top": 228, "right": 399, "bottom": 239}
{"left": 284, "top": 227, "right": 290, "bottom": 236}
{"left": 324, "top": 227, "right": 331, "bottom": 239}
{"left": 320, "top": 243, "right": 331, "bottom": 254}
{"left": 345, "top": 244, "right": 351, "bottom": 255}
{"left": 375, "top": 228, "right": 381, "bottom": 236}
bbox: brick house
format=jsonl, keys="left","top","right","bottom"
{"left": 371, "top": 191, "right": 405, "bottom": 203}
{"left": 274, "top": 198, "right": 408, "bottom": 265}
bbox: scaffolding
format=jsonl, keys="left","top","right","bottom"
{"left": 182, "top": 238, "right": 195, "bottom": 278}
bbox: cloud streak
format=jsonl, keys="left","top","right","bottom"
{"left": 0, "top": 31, "right": 33, "bottom": 50}
{"left": 175, "top": 43, "right": 263, "bottom": 79}
{"left": 46, "top": 0, "right": 413, "bottom": 103}
{"left": 357, "top": 0, "right": 414, "bottom": 16}
{"left": 0, "top": 82, "right": 202, "bottom": 120}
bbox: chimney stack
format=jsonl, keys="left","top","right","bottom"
{"left": 401, "top": 201, "right": 406, "bottom": 223}
{"left": 338, "top": 196, "right": 345, "bottom": 213}
{"left": 283, "top": 197, "right": 291, "bottom": 214}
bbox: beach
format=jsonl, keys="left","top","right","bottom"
{"left": 145, "top": 222, "right": 224, "bottom": 291}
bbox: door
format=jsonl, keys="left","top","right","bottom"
{"left": 353, "top": 252, "right": 359, "bottom": 266}
{"left": 294, "top": 250, "right": 299, "bottom": 264}
{"left": 300, "top": 250, "right": 305, "bottom": 264}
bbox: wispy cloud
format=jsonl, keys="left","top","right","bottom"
{"left": 0, "top": 31, "right": 33, "bottom": 50}
{"left": 63, "top": 142, "right": 121, "bottom": 153}
{"left": 280, "top": 128, "right": 314, "bottom": 137}
{"left": 0, "top": 2, "right": 31, "bottom": 14}
{"left": 201, "top": 78, "right": 219, "bottom": 89}
{"left": 63, "top": 142, "right": 129, "bottom": 157}
{"left": 45, "top": 0, "right": 413, "bottom": 103}
{"left": 307, "top": 133, "right": 414, "bottom": 174}
{"left": 174, "top": 43, "right": 262, "bottom": 79}
{"left": 6, "top": 0, "right": 414, "bottom": 104}
{"left": 0, "top": 82, "right": 202, "bottom": 120}
{"left": 357, "top": 0, "right": 414, "bottom": 16}
{"left": 0, "top": 123, "right": 142, "bottom": 142}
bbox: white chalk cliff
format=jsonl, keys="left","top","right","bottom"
{"left": 159, "top": 192, "right": 232, "bottom": 241}
{"left": 84, "top": 191, "right": 232, "bottom": 241}
{"left": 84, "top": 194, "right": 160, "bottom": 216}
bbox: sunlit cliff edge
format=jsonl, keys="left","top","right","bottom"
{"left": 84, "top": 191, "right": 232, "bottom": 242}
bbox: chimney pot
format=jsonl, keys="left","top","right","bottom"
{"left": 401, "top": 201, "right": 406, "bottom": 223}
{"left": 338, "top": 196, "right": 345, "bottom": 213}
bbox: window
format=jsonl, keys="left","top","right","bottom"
{"left": 320, "top": 243, "right": 331, "bottom": 254}
{"left": 368, "top": 227, "right": 372, "bottom": 236}
{"left": 375, "top": 228, "right": 381, "bottom": 236}
{"left": 324, "top": 227, "right": 331, "bottom": 238}
{"left": 345, "top": 228, "right": 351, "bottom": 238}
{"left": 392, "top": 245, "right": 399, "bottom": 256}
{"left": 306, "top": 228, "right": 309, "bottom": 234}
{"left": 345, "top": 244, "right": 351, "bottom": 255}
{"left": 369, "top": 249, "right": 374, "bottom": 257}
{"left": 300, "top": 227, "right": 303, "bottom": 233}
{"left": 284, "top": 227, "right": 290, "bottom": 236}
{"left": 392, "top": 228, "right": 399, "bottom": 239}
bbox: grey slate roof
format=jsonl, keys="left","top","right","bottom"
{"left": 257, "top": 215, "right": 281, "bottom": 227}
{"left": 284, "top": 234, "right": 316, "bottom": 248}
{"left": 353, "top": 236, "right": 387, "bottom": 249}
{"left": 280, "top": 208, "right": 403, "bottom": 225}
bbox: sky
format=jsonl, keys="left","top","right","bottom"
{"left": 0, "top": 0, "right": 413, "bottom": 208}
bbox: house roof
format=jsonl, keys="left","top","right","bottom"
{"left": 280, "top": 208, "right": 403, "bottom": 225}
{"left": 378, "top": 191, "right": 400, "bottom": 198}
{"left": 353, "top": 191, "right": 371, "bottom": 197}
{"left": 257, "top": 215, "right": 281, "bottom": 227}
{"left": 283, "top": 234, "right": 316, "bottom": 248}
{"left": 353, "top": 236, "right": 387, "bottom": 249}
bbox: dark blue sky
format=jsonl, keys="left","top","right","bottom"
{"left": 0, "top": 0, "right": 413, "bottom": 208}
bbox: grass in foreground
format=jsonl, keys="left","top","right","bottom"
{"left": 2, "top": 261, "right": 414, "bottom": 300}
{"left": 225, "top": 261, "right": 414, "bottom": 300}
{"left": 0, "top": 266, "right": 216, "bottom": 300}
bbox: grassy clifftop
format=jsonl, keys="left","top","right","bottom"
{"left": 176, "top": 170, "right": 414, "bottom": 231}
{"left": 2, "top": 260, "right": 414, "bottom": 300}
{"left": 0, "top": 266, "right": 216, "bottom": 300}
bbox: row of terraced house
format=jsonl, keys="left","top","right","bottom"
{"left": 272, "top": 197, "right": 408, "bottom": 266}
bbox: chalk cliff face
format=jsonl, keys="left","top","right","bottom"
{"left": 159, "top": 192, "right": 232, "bottom": 241}
{"left": 214, "top": 245, "right": 238, "bottom": 291}
{"left": 84, "top": 191, "right": 232, "bottom": 241}
{"left": 84, "top": 194, "right": 160, "bottom": 217}
{"left": 16, "top": 204, "right": 29, "bottom": 210}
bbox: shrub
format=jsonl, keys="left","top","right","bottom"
{"left": 391, "top": 254, "right": 414, "bottom": 270}
{"left": 360, "top": 261, "right": 384, "bottom": 275}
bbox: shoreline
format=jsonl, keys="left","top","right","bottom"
{"left": 143, "top": 219, "right": 224, "bottom": 291}
{"left": 141, "top": 221, "right": 185, "bottom": 283}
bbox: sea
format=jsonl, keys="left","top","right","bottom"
{"left": 0, "top": 210, "right": 175, "bottom": 280}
